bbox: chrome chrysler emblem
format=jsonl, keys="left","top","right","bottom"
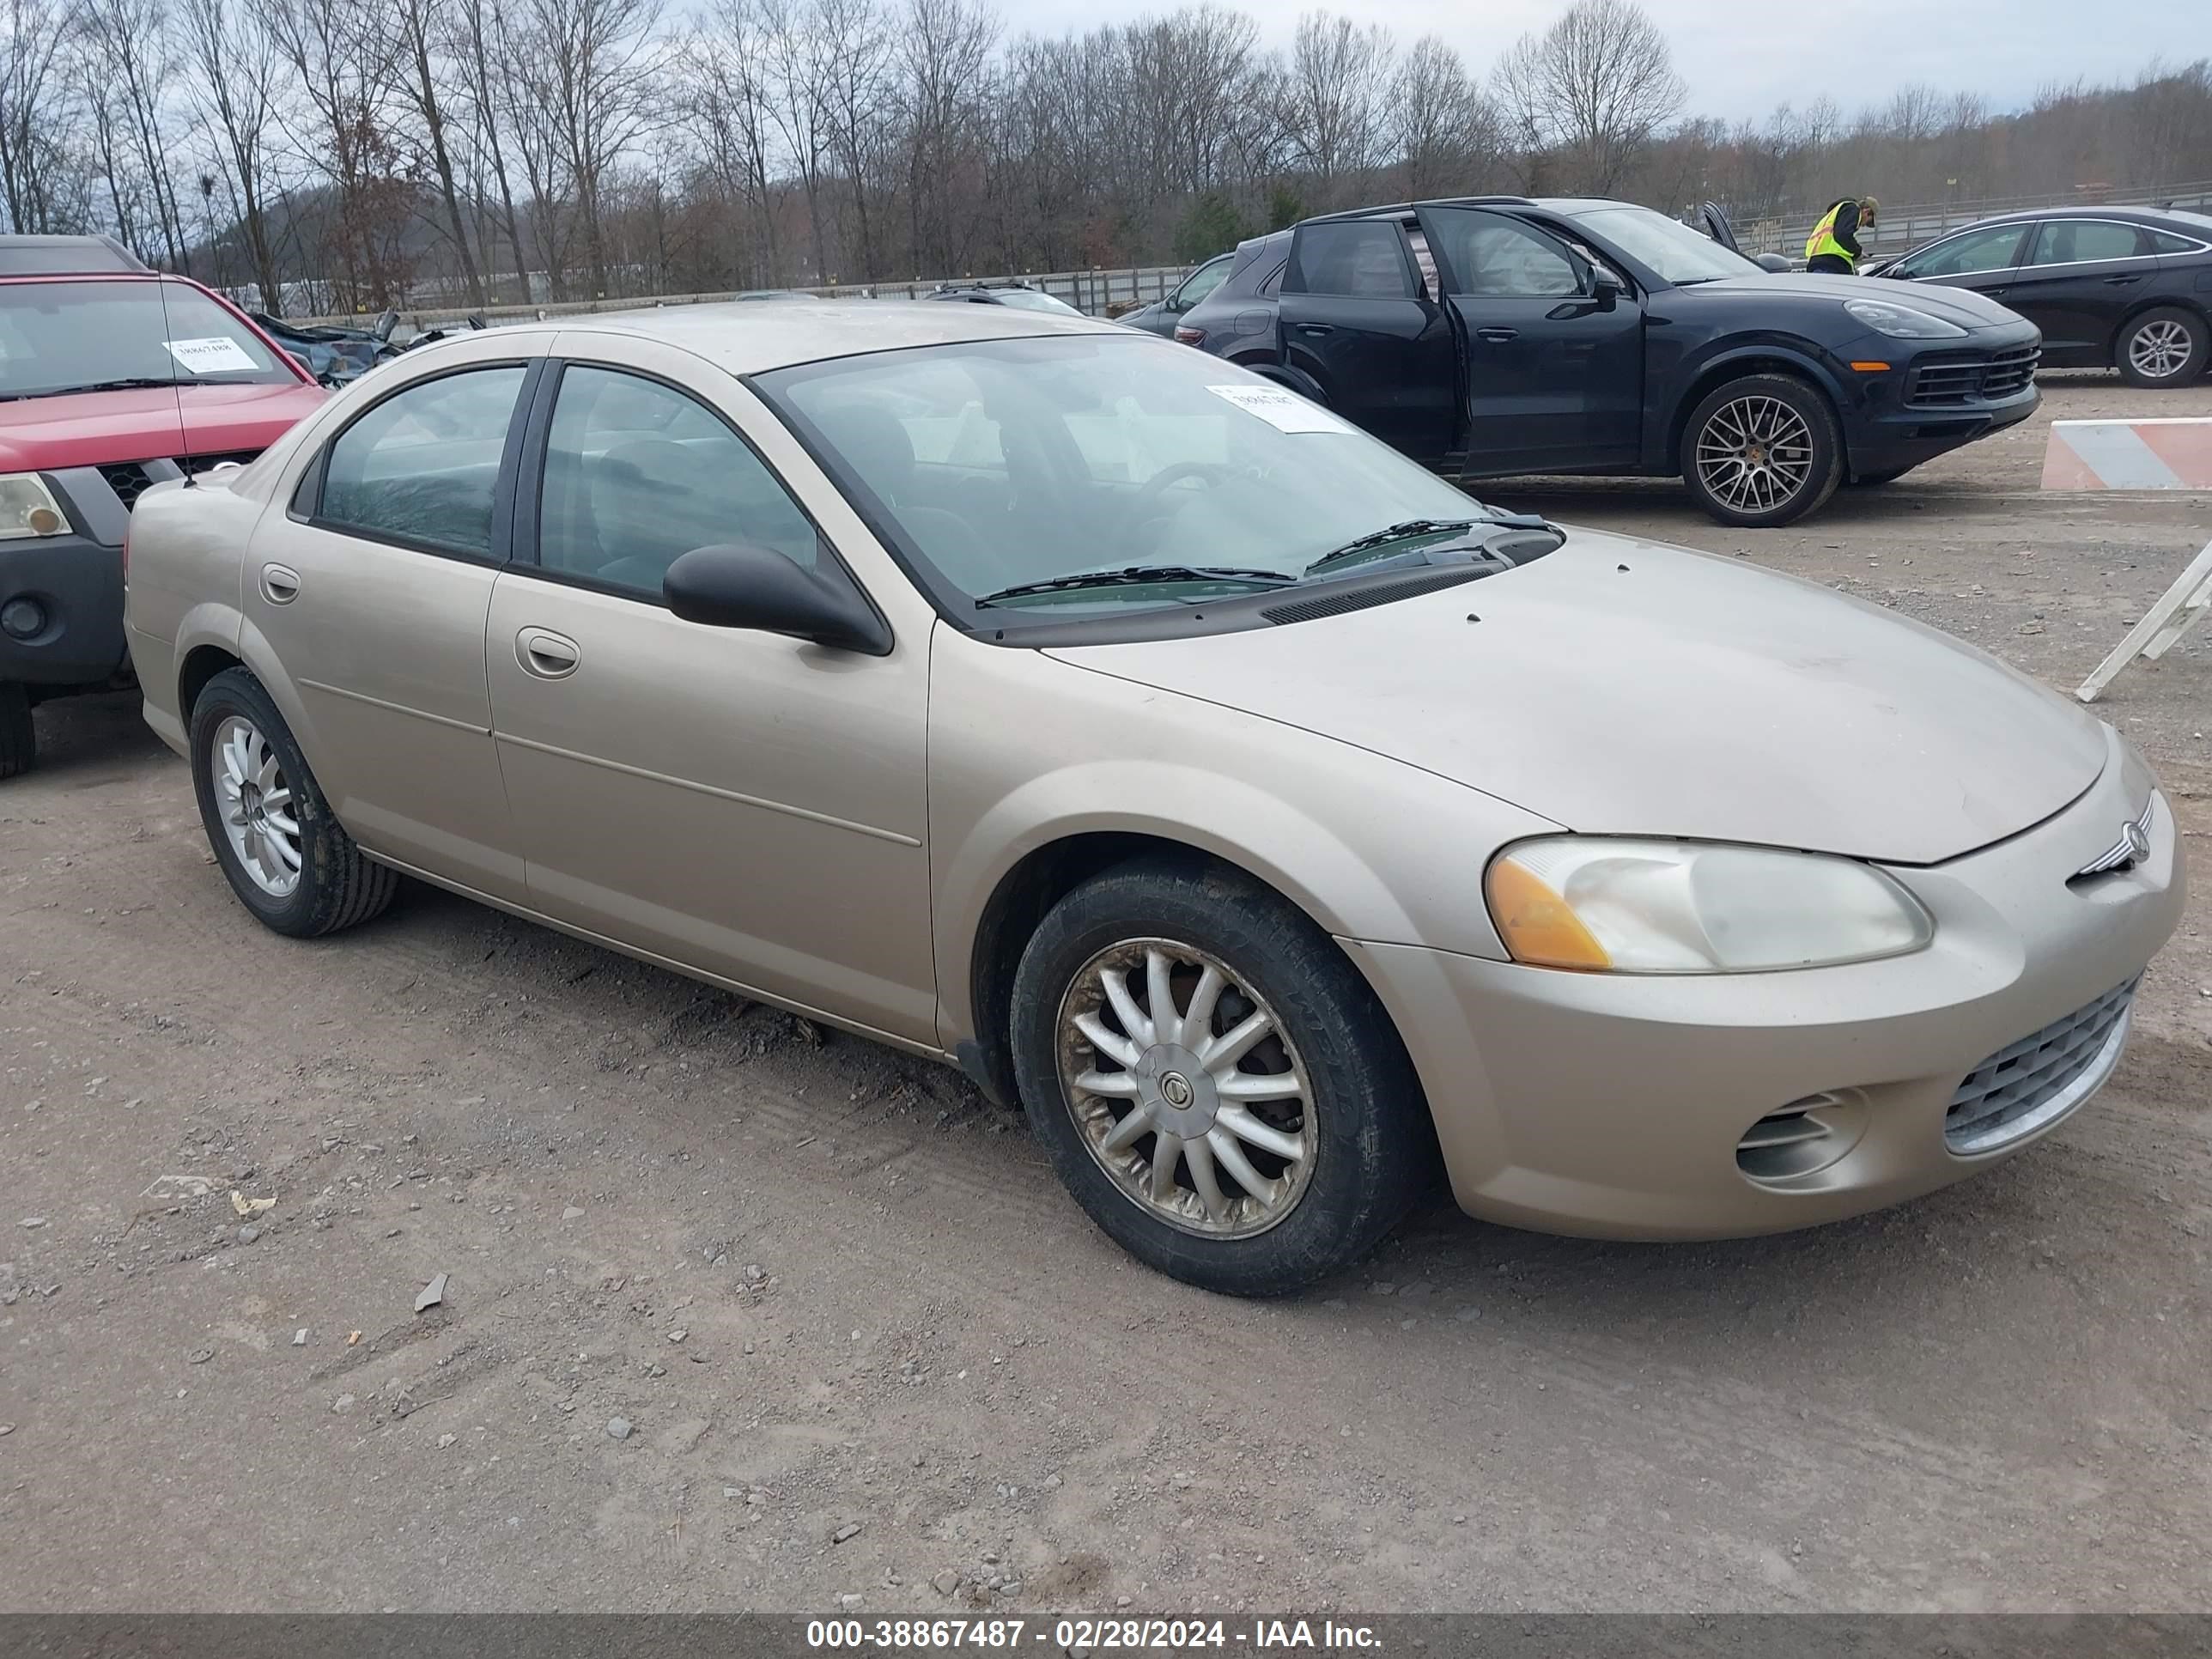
{"left": 2124, "top": 819, "right": 2151, "bottom": 865}
{"left": 2077, "top": 805, "right": 2155, "bottom": 878}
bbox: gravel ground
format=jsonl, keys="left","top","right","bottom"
{"left": 3, "top": 374, "right": 2209, "bottom": 1614}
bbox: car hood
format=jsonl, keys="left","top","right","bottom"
{"left": 1685, "top": 271, "right": 2024, "bottom": 329}
{"left": 0, "top": 380, "right": 326, "bottom": 472}
{"left": 1045, "top": 528, "right": 2107, "bottom": 866}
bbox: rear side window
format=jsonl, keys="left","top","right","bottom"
{"left": 2026, "top": 221, "right": 2149, "bottom": 265}
{"left": 318, "top": 366, "right": 526, "bottom": 557}
{"left": 2148, "top": 228, "right": 2205, "bottom": 254}
{"left": 1287, "top": 222, "right": 1416, "bottom": 299}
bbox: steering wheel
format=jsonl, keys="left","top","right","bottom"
{"left": 1121, "top": 461, "right": 1237, "bottom": 549}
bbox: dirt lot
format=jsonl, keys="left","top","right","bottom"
{"left": 4, "top": 374, "right": 2209, "bottom": 1615}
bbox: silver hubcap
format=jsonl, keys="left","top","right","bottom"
{"left": 212, "top": 715, "right": 301, "bottom": 898}
{"left": 1057, "top": 938, "right": 1315, "bottom": 1240}
{"left": 2128, "top": 319, "right": 2191, "bottom": 379}
{"left": 1696, "top": 395, "right": 1814, "bottom": 514}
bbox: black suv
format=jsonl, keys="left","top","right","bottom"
{"left": 1866, "top": 205, "right": 2212, "bottom": 388}
{"left": 1188, "top": 197, "right": 2042, "bottom": 526}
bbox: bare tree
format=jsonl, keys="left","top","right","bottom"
{"left": 696, "top": 3, "right": 785, "bottom": 285}
{"left": 1492, "top": 0, "right": 1684, "bottom": 195}
{"left": 1277, "top": 11, "right": 1393, "bottom": 209}
{"left": 175, "top": 0, "right": 289, "bottom": 307}
{"left": 0, "top": 0, "right": 79, "bottom": 233}
{"left": 385, "top": 0, "right": 485, "bottom": 306}
{"left": 1392, "top": 34, "right": 1499, "bottom": 199}
{"left": 447, "top": 0, "right": 532, "bottom": 301}
{"left": 897, "top": 0, "right": 996, "bottom": 276}
{"left": 80, "top": 0, "right": 193, "bottom": 267}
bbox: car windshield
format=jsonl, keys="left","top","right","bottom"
{"left": 1566, "top": 205, "right": 1762, "bottom": 285}
{"left": 759, "top": 335, "right": 1492, "bottom": 617}
{"left": 988, "top": 289, "right": 1080, "bottom": 314}
{"left": 0, "top": 279, "right": 293, "bottom": 400}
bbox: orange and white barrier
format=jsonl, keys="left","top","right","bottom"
{"left": 2043, "top": 417, "right": 2212, "bottom": 491}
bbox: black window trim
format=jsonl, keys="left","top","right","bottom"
{"left": 1284, "top": 217, "right": 1425, "bottom": 301}
{"left": 291, "top": 356, "right": 544, "bottom": 567}
{"left": 503, "top": 355, "right": 889, "bottom": 641}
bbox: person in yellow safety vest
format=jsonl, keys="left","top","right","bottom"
{"left": 1805, "top": 196, "right": 1880, "bottom": 274}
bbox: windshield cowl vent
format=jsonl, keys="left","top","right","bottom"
{"left": 1260, "top": 566, "right": 1488, "bottom": 627}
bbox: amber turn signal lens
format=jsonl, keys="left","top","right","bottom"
{"left": 1850, "top": 361, "right": 1891, "bottom": 373}
{"left": 26, "top": 506, "right": 61, "bottom": 535}
{"left": 1485, "top": 856, "right": 1611, "bottom": 971}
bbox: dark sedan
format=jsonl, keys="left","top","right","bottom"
{"left": 1119, "top": 251, "right": 1236, "bottom": 337}
{"left": 1867, "top": 205, "right": 2212, "bottom": 387}
{"left": 1183, "top": 196, "right": 2041, "bottom": 527}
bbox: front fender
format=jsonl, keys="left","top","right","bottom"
{"left": 1655, "top": 337, "right": 1856, "bottom": 465}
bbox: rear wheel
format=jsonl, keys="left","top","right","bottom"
{"left": 189, "top": 666, "right": 398, "bottom": 938}
{"left": 1009, "top": 855, "right": 1431, "bottom": 1297}
{"left": 0, "top": 681, "right": 31, "bottom": 780}
{"left": 1680, "top": 374, "right": 1844, "bottom": 528}
{"left": 2115, "top": 307, "right": 2210, "bottom": 388}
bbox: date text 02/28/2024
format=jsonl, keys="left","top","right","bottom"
{"left": 803, "top": 1619, "right": 1382, "bottom": 1650}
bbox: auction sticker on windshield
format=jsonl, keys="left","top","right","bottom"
{"left": 1206, "top": 383, "right": 1354, "bottom": 434}
{"left": 164, "top": 337, "right": 258, "bottom": 374}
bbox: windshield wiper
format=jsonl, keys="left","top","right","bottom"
{"left": 975, "top": 564, "right": 1297, "bottom": 608}
{"left": 1300, "top": 519, "right": 1481, "bottom": 577}
{"left": 1, "top": 376, "right": 181, "bottom": 403}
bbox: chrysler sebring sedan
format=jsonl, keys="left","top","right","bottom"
{"left": 122, "top": 303, "right": 2184, "bottom": 1295}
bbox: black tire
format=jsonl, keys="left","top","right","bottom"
{"left": 1849, "top": 465, "right": 1916, "bottom": 487}
{"left": 0, "top": 681, "right": 31, "bottom": 780}
{"left": 1679, "top": 373, "right": 1844, "bottom": 528}
{"left": 188, "top": 666, "right": 398, "bottom": 938}
{"left": 2115, "top": 307, "right": 2210, "bottom": 388}
{"left": 1009, "top": 854, "right": 1431, "bottom": 1297}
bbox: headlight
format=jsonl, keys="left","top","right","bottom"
{"left": 0, "top": 472, "right": 69, "bottom": 539}
{"left": 1842, "top": 298, "right": 1968, "bottom": 340}
{"left": 1485, "top": 837, "right": 1933, "bottom": 974}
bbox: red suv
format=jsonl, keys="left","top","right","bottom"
{"left": 0, "top": 237, "right": 327, "bottom": 777}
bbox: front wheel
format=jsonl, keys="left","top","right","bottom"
{"left": 189, "top": 666, "right": 398, "bottom": 937}
{"left": 1849, "top": 465, "right": 1916, "bottom": 487}
{"left": 1680, "top": 374, "right": 1844, "bottom": 527}
{"left": 0, "top": 681, "right": 32, "bottom": 780}
{"left": 2116, "top": 307, "right": 2210, "bottom": 388}
{"left": 1009, "top": 856, "right": 1431, "bottom": 1297}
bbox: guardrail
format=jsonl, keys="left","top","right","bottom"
{"left": 291, "top": 264, "right": 1199, "bottom": 331}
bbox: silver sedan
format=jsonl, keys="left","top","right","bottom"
{"left": 122, "top": 301, "right": 2185, "bottom": 1295}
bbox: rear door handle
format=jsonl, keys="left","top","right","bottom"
{"left": 2104, "top": 274, "right": 2143, "bottom": 286}
{"left": 259, "top": 563, "right": 300, "bottom": 605}
{"left": 1293, "top": 323, "right": 1334, "bottom": 337}
{"left": 1476, "top": 326, "right": 1519, "bottom": 343}
{"left": 516, "top": 627, "right": 580, "bottom": 679}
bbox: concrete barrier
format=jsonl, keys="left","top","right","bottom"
{"left": 2042, "top": 417, "right": 2212, "bottom": 490}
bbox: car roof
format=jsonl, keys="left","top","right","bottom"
{"left": 540, "top": 298, "right": 1119, "bottom": 375}
{"left": 0, "top": 234, "right": 151, "bottom": 275}
{"left": 1939, "top": 204, "right": 2205, "bottom": 230}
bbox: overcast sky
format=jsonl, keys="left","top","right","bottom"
{"left": 995, "top": 0, "right": 2186, "bottom": 125}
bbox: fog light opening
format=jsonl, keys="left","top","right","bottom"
{"left": 1736, "top": 1089, "right": 1869, "bottom": 1185}
{"left": 1, "top": 595, "right": 46, "bottom": 641}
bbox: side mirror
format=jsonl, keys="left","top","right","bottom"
{"left": 664, "top": 543, "right": 891, "bottom": 655}
{"left": 1755, "top": 252, "right": 1791, "bottom": 274}
{"left": 1589, "top": 272, "right": 1626, "bottom": 310}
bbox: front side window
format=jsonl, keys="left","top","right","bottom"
{"left": 318, "top": 366, "right": 526, "bottom": 557}
{"left": 1288, "top": 222, "right": 1416, "bottom": 299}
{"left": 2027, "top": 221, "right": 2148, "bottom": 266}
{"left": 1425, "top": 210, "right": 1582, "bottom": 298}
{"left": 761, "top": 334, "right": 1488, "bottom": 620}
{"left": 536, "top": 364, "right": 815, "bottom": 600}
{"left": 0, "top": 278, "right": 295, "bottom": 401}
{"left": 1176, "top": 257, "right": 1232, "bottom": 309}
{"left": 1895, "top": 224, "right": 2029, "bottom": 279}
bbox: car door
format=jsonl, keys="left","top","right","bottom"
{"left": 1139, "top": 253, "right": 1233, "bottom": 336}
{"left": 1277, "top": 217, "right": 1457, "bottom": 458}
{"left": 1878, "top": 222, "right": 2032, "bottom": 303}
{"left": 2003, "top": 220, "right": 2165, "bottom": 362}
{"left": 246, "top": 351, "right": 538, "bottom": 901}
{"left": 1416, "top": 205, "right": 1644, "bottom": 475}
{"left": 483, "top": 339, "right": 938, "bottom": 1043}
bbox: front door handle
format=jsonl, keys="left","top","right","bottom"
{"left": 1476, "top": 326, "right": 1519, "bottom": 343}
{"left": 259, "top": 563, "right": 300, "bottom": 605}
{"left": 1293, "top": 323, "right": 1334, "bottom": 337}
{"left": 516, "top": 627, "right": 580, "bottom": 679}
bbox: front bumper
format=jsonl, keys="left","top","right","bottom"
{"left": 0, "top": 531, "right": 126, "bottom": 688}
{"left": 1842, "top": 329, "right": 2041, "bottom": 476}
{"left": 1351, "top": 732, "right": 2185, "bottom": 1239}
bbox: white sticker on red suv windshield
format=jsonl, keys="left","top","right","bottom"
{"left": 1206, "top": 383, "right": 1354, "bottom": 434}
{"left": 163, "top": 337, "right": 258, "bottom": 374}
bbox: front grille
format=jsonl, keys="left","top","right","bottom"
{"left": 97, "top": 450, "right": 261, "bottom": 511}
{"left": 1945, "top": 978, "right": 2137, "bottom": 1155}
{"left": 1905, "top": 344, "right": 2039, "bottom": 409}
